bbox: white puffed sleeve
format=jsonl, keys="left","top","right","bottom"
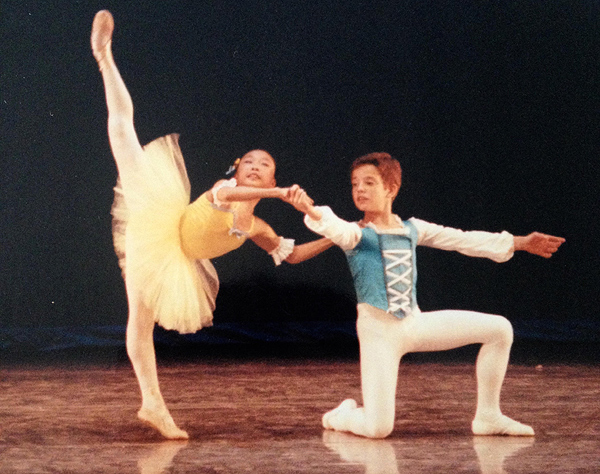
{"left": 269, "top": 237, "right": 295, "bottom": 266}
{"left": 211, "top": 178, "right": 237, "bottom": 208}
{"left": 304, "top": 206, "right": 362, "bottom": 251}
{"left": 409, "top": 217, "right": 515, "bottom": 262}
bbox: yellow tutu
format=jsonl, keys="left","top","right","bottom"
{"left": 111, "top": 134, "right": 219, "bottom": 334}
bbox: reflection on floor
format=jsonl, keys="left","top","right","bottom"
{"left": 0, "top": 360, "right": 598, "bottom": 473}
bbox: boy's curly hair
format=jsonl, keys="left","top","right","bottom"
{"left": 351, "top": 152, "right": 402, "bottom": 198}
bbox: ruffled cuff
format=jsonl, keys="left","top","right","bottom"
{"left": 211, "top": 178, "right": 237, "bottom": 208}
{"left": 270, "top": 237, "right": 295, "bottom": 266}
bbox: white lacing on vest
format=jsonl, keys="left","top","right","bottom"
{"left": 382, "top": 249, "right": 413, "bottom": 317}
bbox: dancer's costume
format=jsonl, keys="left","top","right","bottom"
{"left": 111, "top": 134, "right": 294, "bottom": 334}
{"left": 304, "top": 207, "right": 514, "bottom": 317}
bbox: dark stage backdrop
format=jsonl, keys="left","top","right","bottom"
{"left": 1, "top": 1, "right": 599, "bottom": 354}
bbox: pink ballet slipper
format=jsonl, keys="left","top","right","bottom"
{"left": 91, "top": 10, "right": 114, "bottom": 69}
{"left": 138, "top": 407, "right": 189, "bottom": 440}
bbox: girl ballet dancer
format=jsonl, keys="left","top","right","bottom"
{"left": 91, "top": 10, "right": 332, "bottom": 439}
{"left": 288, "top": 152, "right": 564, "bottom": 438}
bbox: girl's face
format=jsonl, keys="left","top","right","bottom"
{"left": 351, "top": 164, "right": 394, "bottom": 213}
{"left": 235, "top": 150, "right": 276, "bottom": 188}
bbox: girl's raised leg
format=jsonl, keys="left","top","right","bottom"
{"left": 91, "top": 10, "right": 145, "bottom": 185}
{"left": 91, "top": 11, "right": 187, "bottom": 439}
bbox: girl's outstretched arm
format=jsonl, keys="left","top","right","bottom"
{"left": 211, "top": 180, "right": 314, "bottom": 204}
{"left": 211, "top": 180, "right": 288, "bottom": 203}
{"left": 285, "top": 238, "right": 335, "bottom": 264}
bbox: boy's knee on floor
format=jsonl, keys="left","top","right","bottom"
{"left": 364, "top": 419, "right": 394, "bottom": 439}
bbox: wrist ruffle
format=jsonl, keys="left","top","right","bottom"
{"left": 270, "top": 237, "right": 295, "bottom": 266}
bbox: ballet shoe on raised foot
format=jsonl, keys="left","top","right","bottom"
{"left": 91, "top": 10, "right": 114, "bottom": 68}
{"left": 472, "top": 415, "right": 534, "bottom": 436}
{"left": 138, "top": 407, "right": 190, "bottom": 440}
{"left": 322, "top": 399, "right": 358, "bottom": 430}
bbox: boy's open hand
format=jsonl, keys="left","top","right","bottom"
{"left": 514, "top": 232, "right": 565, "bottom": 258}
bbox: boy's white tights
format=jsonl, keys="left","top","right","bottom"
{"left": 322, "top": 303, "right": 534, "bottom": 438}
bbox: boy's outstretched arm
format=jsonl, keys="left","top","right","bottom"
{"left": 283, "top": 185, "right": 362, "bottom": 251}
{"left": 276, "top": 185, "right": 333, "bottom": 263}
{"left": 513, "top": 232, "right": 565, "bottom": 258}
{"left": 248, "top": 184, "right": 334, "bottom": 264}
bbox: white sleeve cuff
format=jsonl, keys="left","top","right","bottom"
{"left": 211, "top": 178, "right": 237, "bottom": 208}
{"left": 304, "top": 206, "right": 361, "bottom": 250}
{"left": 270, "top": 237, "right": 295, "bottom": 266}
{"left": 304, "top": 206, "right": 337, "bottom": 233}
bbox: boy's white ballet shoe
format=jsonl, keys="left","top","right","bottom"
{"left": 138, "top": 407, "right": 190, "bottom": 440}
{"left": 322, "top": 399, "right": 358, "bottom": 430}
{"left": 472, "top": 414, "right": 534, "bottom": 436}
{"left": 91, "top": 10, "right": 114, "bottom": 68}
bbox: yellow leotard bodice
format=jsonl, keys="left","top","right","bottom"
{"left": 179, "top": 193, "right": 255, "bottom": 260}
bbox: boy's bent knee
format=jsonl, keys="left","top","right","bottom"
{"left": 493, "top": 316, "right": 514, "bottom": 346}
{"left": 364, "top": 420, "right": 394, "bottom": 439}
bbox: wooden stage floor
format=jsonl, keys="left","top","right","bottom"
{"left": 0, "top": 356, "right": 598, "bottom": 473}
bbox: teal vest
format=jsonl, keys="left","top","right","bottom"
{"left": 345, "top": 221, "right": 418, "bottom": 319}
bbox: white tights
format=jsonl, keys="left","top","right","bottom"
{"left": 93, "top": 11, "right": 187, "bottom": 439}
{"left": 323, "top": 303, "right": 533, "bottom": 438}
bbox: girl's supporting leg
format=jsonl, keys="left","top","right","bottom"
{"left": 92, "top": 11, "right": 187, "bottom": 439}
{"left": 406, "top": 309, "right": 534, "bottom": 436}
{"left": 125, "top": 280, "right": 188, "bottom": 439}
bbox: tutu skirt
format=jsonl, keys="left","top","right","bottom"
{"left": 111, "top": 134, "right": 219, "bottom": 334}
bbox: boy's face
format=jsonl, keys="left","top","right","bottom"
{"left": 351, "top": 164, "right": 395, "bottom": 213}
